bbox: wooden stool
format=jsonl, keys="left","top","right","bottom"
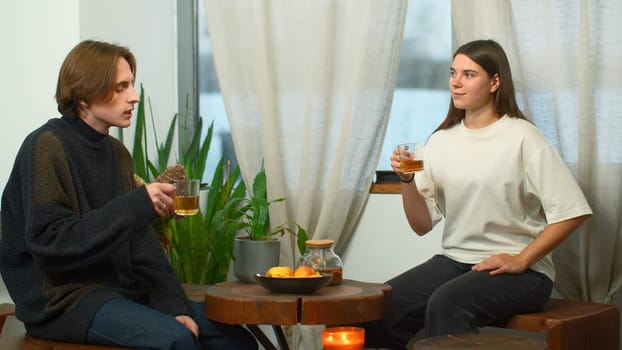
{"left": 0, "top": 304, "right": 14, "bottom": 331}
{"left": 0, "top": 315, "right": 126, "bottom": 349}
{"left": 500, "top": 298, "right": 619, "bottom": 350}
{"left": 412, "top": 333, "right": 546, "bottom": 350}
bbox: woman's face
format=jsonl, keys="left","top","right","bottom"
{"left": 449, "top": 53, "right": 499, "bottom": 113}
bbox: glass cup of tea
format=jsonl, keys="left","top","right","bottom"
{"left": 397, "top": 142, "right": 424, "bottom": 173}
{"left": 173, "top": 178, "right": 200, "bottom": 216}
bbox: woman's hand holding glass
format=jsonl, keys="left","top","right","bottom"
{"left": 391, "top": 148, "right": 415, "bottom": 182}
{"left": 393, "top": 142, "right": 423, "bottom": 181}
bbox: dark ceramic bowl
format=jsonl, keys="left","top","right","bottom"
{"left": 254, "top": 273, "right": 332, "bottom": 294}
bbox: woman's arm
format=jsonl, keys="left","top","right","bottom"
{"left": 391, "top": 149, "right": 433, "bottom": 235}
{"left": 472, "top": 214, "right": 591, "bottom": 275}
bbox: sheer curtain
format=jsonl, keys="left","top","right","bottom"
{"left": 451, "top": 0, "right": 622, "bottom": 304}
{"left": 203, "top": 1, "right": 407, "bottom": 348}
{"left": 203, "top": 0, "right": 406, "bottom": 262}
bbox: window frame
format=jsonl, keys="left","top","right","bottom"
{"left": 177, "top": 0, "right": 200, "bottom": 154}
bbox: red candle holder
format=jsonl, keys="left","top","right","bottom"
{"left": 322, "top": 326, "right": 365, "bottom": 350}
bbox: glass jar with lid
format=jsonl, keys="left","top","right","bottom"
{"left": 297, "top": 239, "right": 343, "bottom": 286}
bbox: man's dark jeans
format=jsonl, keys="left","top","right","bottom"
{"left": 86, "top": 298, "right": 257, "bottom": 350}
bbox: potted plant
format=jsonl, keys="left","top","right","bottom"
{"left": 217, "top": 166, "right": 308, "bottom": 283}
{"left": 121, "top": 85, "right": 246, "bottom": 285}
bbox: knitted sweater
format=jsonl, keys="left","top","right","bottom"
{"left": 0, "top": 117, "right": 191, "bottom": 343}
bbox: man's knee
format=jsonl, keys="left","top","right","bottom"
{"left": 168, "top": 328, "right": 200, "bottom": 350}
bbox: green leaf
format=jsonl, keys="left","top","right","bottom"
{"left": 146, "top": 160, "right": 159, "bottom": 181}
{"left": 194, "top": 119, "right": 213, "bottom": 182}
{"left": 252, "top": 167, "right": 267, "bottom": 200}
{"left": 296, "top": 224, "right": 308, "bottom": 255}
{"left": 132, "top": 84, "right": 148, "bottom": 180}
{"left": 156, "top": 113, "right": 178, "bottom": 174}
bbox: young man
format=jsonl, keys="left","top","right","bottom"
{"left": 0, "top": 40, "right": 257, "bottom": 350}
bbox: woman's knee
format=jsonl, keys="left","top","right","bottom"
{"left": 426, "top": 286, "right": 475, "bottom": 323}
{"left": 425, "top": 288, "right": 479, "bottom": 336}
{"left": 427, "top": 284, "right": 466, "bottom": 311}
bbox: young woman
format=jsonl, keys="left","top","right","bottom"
{"left": 0, "top": 40, "right": 257, "bottom": 350}
{"left": 364, "top": 39, "right": 592, "bottom": 349}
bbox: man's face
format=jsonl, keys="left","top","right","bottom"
{"left": 79, "top": 58, "right": 139, "bottom": 134}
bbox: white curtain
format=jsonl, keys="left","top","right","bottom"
{"left": 204, "top": 1, "right": 407, "bottom": 348}
{"left": 204, "top": 0, "right": 407, "bottom": 264}
{"left": 451, "top": 0, "right": 622, "bottom": 304}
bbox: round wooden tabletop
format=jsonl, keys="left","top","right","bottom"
{"left": 204, "top": 279, "right": 392, "bottom": 326}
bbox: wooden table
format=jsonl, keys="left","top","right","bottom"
{"left": 204, "top": 279, "right": 391, "bottom": 350}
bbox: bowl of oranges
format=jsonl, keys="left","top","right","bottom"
{"left": 254, "top": 266, "right": 332, "bottom": 294}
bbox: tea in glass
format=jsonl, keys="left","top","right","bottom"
{"left": 173, "top": 178, "right": 200, "bottom": 216}
{"left": 397, "top": 142, "right": 424, "bottom": 173}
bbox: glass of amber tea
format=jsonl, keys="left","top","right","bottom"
{"left": 173, "top": 178, "right": 200, "bottom": 216}
{"left": 397, "top": 142, "right": 424, "bottom": 173}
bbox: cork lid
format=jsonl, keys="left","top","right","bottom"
{"left": 305, "top": 239, "right": 334, "bottom": 247}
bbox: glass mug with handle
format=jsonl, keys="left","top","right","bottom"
{"left": 397, "top": 142, "right": 424, "bottom": 173}
{"left": 173, "top": 178, "right": 200, "bottom": 216}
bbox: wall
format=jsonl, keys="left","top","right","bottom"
{"left": 343, "top": 193, "right": 442, "bottom": 283}
{"left": 0, "top": 0, "right": 79, "bottom": 191}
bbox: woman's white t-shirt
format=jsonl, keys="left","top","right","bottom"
{"left": 415, "top": 115, "right": 592, "bottom": 281}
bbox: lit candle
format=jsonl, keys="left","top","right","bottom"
{"left": 322, "top": 327, "right": 365, "bottom": 350}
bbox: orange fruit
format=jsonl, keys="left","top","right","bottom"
{"left": 294, "top": 266, "right": 320, "bottom": 277}
{"left": 265, "top": 266, "right": 294, "bottom": 278}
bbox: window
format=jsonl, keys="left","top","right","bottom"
{"left": 193, "top": 0, "right": 452, "bottom": 179}
{"left": 377, "top": 0, "right": 451, "bottom": 170}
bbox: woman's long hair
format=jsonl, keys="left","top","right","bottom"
{"left": 434, "top": 39, "right": 527, "bottom": 132}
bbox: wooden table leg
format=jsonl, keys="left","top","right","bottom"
{"left": 272, "top": 325, "right": 290, "bottom": 350}
{"left": 246, "top": 325, "right": 283, "bottom": 350}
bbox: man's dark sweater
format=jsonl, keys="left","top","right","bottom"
{"left": 0, "top": 117, "right": 191, "bottom": 343}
